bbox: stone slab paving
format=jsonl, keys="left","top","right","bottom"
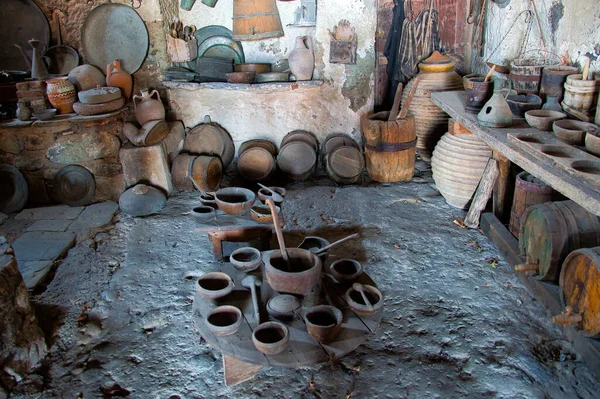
{"left": 68, "top": 201, "right": 118, "bottom": 232}
{"left": 19, "top": 260, "right": 55, "bottom": 290}
{"left": 12, "top": 231, "right": 76, "bottom": 262}
{"left": 15, "top": 205, "right": 84, "bottom": 220}
{"left": 26, "top": 219, "right": 73, "bottom": 232}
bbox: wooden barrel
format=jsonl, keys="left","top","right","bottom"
{"left": 518, "top": 200, "right": 600, "bottom": 281}
{"left": 232, "top": 0, "right": 284, "bottom": 41}
{"left": 361, "top": 111, "right": 416, "bottom": 182}
{"left": 431, "top": 130, "right": 492, "bottom": 209}
{"left": 237, "top": 147, "right": 276, "bottom": 181}
{"left": 277, "top": 141, "right": 316, "bottom": 181}
{"left": 562, "top": 74, "right": 600, "bottom": 121}
{"left": 508, "top": 171, "right": 553, "bottom": 236}
{"left": 191, "top": 155, "right": 223, "bottom": 191}
{"left": 183, "top": 116, "right": 235, "bottom": 168}
{"left": 171, "top": 153, "right": 196, "bottom": 191}
{"left": 321, "top": 133, "right": 359, "bottom": 163}
{"left": 325, "top": 146, "right": 364, "bottom": 185}
{"left": 557, "top": 247, "right": 600, "bottom": 337}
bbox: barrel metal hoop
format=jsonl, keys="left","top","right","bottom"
{"left": 233, "top": 11, "right": 280, "bottom": 19}
{"left": 365, "top": 139, "right": 417, "bottom": 152}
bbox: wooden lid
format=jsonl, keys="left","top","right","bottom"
{"left": 327, "top": 146, "right": 364, "bottom": 178}
{"left": 237, "top": 147, "right": 275, "bottom": 181}
{"left": 322, "top": 133, "right": 359, "bottom": 159}
{"left": 192, "top": 156, "right": 223, "bottom": 191}
{"left": 277, "top": 141, "right": 316, "bottom": 176}
{"left": 239, "top": 139, "right": 277, "bottom": 156}
{"left": 281, "top": 130, "right": 318, "bottom": 152}
{"left": 141, "top": 120, "right": 169, "bottom": 146}
{"left": 185, "top": 121, "right": 235, "bottom": 168}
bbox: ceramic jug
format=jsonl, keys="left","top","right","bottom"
{"left": 133, "top": 89, "right": 165, "bottom": 126}
{"left": 46, "top": 77, "right": 77, "bottom": 114}
{"left": 477, "top": 79, "right": 513, "bottom": 128}
{"left": 16, "top": 101, "right": 31, "bottom": 121}
{"left": 289, "top": 36, "right": 314, "bottom": 81}
{"left": 107, "top": 60, "right": 133, "bottom": 101}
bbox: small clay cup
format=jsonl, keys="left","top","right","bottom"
{"left": 304, "top": 305, "right": 343, "bottom": 343}
{"left": 196, "top": 272, "right": 234, "bottom": 300}
{"left": 230, "top": 247, "right": 262, "bottom": 272}
{"left": 329, "top": 259, "right": 363, "bottom": 283}
{"left": 345, "top": 283, "right": 383, "bottom": 316}
{"left": 191, "top": 205, "right": 216, "bottom": 222}
{"left": 205, "top": 305, "right": 242, "bottom": 336}
{"left": 252, "top": 321, "right": 289, "bottom": 355}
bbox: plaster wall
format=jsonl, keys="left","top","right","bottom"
{"left": 170, "top": 0, "right": 377, "bottom": 146}
{"left": 473, "top": 0, "right": 600, "bottom": 74}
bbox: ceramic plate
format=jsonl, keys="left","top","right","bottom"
{"left": 197, "top": 36, "right": 245, "bottom": 64}
{"left": 81, "top": 3, "right": 148, "bottom": 74}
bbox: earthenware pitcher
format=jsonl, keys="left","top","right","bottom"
{"left": 133, "top": 89, "right": 165, "bottom": 126}
{"left": 289, "top": 36, "right": 314, "bottom": 81}
{"left": 106, "top": 60, "right": 133, "bottom": 101}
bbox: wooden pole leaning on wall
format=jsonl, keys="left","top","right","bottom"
{"left": 464, "top": 158, "right": 499, "bottom": 228}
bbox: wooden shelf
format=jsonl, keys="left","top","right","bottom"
{"left": 162, "top": 80, "right": 324, "bottom": 92}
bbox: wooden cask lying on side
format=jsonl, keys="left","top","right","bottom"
{"left": 361, "top": 111, "right": 416, "bottom": 183}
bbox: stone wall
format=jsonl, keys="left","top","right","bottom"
{"left": 0, "top": 113, "right": 126, "bottom": 207}
{"left": 473, "top": 0, "right": 600, "bottom": 73}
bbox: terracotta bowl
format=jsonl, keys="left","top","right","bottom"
{"left": 252, "top": 321, "right": 289, "bottom": 355}
{"left": 230, "top": 247, "right": 262, "bottom": 272}
{"left": 215, "top": 187, "right": 256, "bottom": 216}
{"left": 344, "top": 283, "right": 383, "bottom": 316}
{"left": 329, "top": 259, "right": 363, "bottom": 283}
{"left": 553, "top": 120, "right": 597, "bottom": 146}
{"left": 196, "top": 272, "right": 234, "bottom": 300}
{"left": 585, "top": 130, "right": 600, "bottom": 156}
{"left": 250, "top": 204, "right": 281, "bottom": 224}
{"left": 304, "top": 305, "right": 343, "bottom": 343}
{"left": 265, "top": 248, "right": 322, "bottom": 296}
{"left": 205, "top": 305, "right": 242, "bottom": 336}
{"left": 524, "top": 110, "right": 566, "bottom": 131}
{"left": 190, "top": 205, "right": 216, "bottom": 223}
{"left": 226, "top": 71, "right": 255, "bottom": 84}
{"left": 200, "top": 193, "right": 218, "bottom": 209}
{"left": 258, "top": 186, "right": 286, "bottom": 205}
{"left": 506, "top": 94, "right": 542, "bottom": 118}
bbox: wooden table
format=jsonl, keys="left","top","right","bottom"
{"left": 431, "top": 91, "right": 600, "bottom": 217}
{"left": 192, "top": 253, "right": 382, "bottom": 386}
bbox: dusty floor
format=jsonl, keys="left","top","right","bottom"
{"left": 7, "top": 161, "right": 600, "bottom": 399}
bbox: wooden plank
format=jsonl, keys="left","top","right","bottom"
{"left": 493, "top": 150, "right": 512, "bottom": 223}
{"left": 465, "top": 159, "right": 499, "bottom": 228}
{"left": 430, "top": 91, "right": 600, "bottom": 216}
{"left": 223, "top": 354, "right": 263, "bottom": 386}
{"left": 480, "top": 212, "right": 600, "bottom": 382}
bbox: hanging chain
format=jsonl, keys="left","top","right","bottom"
{"left": 517, "top": 12, "right": 533, "bottom": 58}
{"left": 485, "top": 9, "right": 532, "bottom": 62}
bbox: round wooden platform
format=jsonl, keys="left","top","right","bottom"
{"left": 192, "top": 251, "right": 382, "bottom": 367}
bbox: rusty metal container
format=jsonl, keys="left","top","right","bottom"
{"left": 400, "top": 51, "right": 463, "bottom": 161}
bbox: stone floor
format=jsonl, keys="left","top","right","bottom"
{"left": 3, "top": 163, "right": 600, "bottom": 398}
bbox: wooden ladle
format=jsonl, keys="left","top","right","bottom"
{"left": 257, "top": 183, "right": 284, "bottom": 203}
{"left": 265, "top": 198, "right": 290, "bottom": 270}
{"left": 313, "top": 233, "right": 360, "bottom": 255}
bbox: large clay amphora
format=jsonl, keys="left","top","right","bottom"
{"left": 133, "top": 89, "right": 165, "bottom": 126}
{"left": 289, "top": 36, "right": 314, "bottom": 81}
{"left": 107, "top": 60, "right": 133, "bottom": 101}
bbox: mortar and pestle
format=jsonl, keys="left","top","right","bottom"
{"left": 345, "top": 283, "right": 383, "bottom": 316}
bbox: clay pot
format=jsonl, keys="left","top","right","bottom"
{"left": 304, "top": 305, "right": 343, "bottom": 343}
{"left": 289, "top": 36, "right": 314, "bottom": 81}
{"left": 205, "top": 305, "right": 242, "bottom": 336}
{"left": 463, "top": 74, "right": 493, "bottom": 114}
{"left": 540, "top": 66, "right": 578, "bottom": 101}
{"left": 524, "top": 110, "right": 566, "bottom": 131}
{"left": 118, "top": 184, "right": 166, "bottom": 216}
{"left": 506, "top": 94, "right": 542, "bottom": 118}
{"left": 196, "top": 272, "right": 234, "bottom": 300}
{"left": 585, "top": 130, "right": 600, "bottom": 156}
{"left": 46, "top": 77, "right": 76, "bottom": 114}
{"left": 329, "top": 259, "right": 363, "bottom": 283}
{"left": 133, "top": 89, "right": 165, "bottom": 126}
{"left": 68, "top": 64, "right": 106, "bottom": 91}
{"left": 252, "top": 321, "right": 289, "bottom": 355}
{"left": 190, "top": 205, "right": 216, "bottom": 223}
{"left": 230, "top": 247, "right": 262, "bottom": 272}
{"left": 553, "top": 119, "right": 597, "bottom": 145}
{"left": 107, "top": 60, "right": 133, "bottom": 101}
{"left": 191, "top": 156, "right": 223, "bottom": 192}
{"left": 32, "top": 108, "right": 57, "bottom": 121}
{"left": 214, "top": 187, "right": 256, "bottom": 216}
{"left": 265, "top": 248, "right": 322, "bottom": 295}
{"left": 344, "top": 283, "right": 383, "bottom": 316}
{"left": 200, "top": 193, "right": 218, "bottom": 209}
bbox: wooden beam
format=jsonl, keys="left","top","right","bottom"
{"left": 465, "top": 159, "right": 499, "bottom": 228}
{"left": 492, "top": 150, "right": 512, "bottom": 223}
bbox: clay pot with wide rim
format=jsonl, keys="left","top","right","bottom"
{"left": 46, "top": 77, "right": 77, "bottom": 114}
{"left": 205, "top": 305, "right": 242, "bottom": 336}
{"left": 304, "top": 305, "right": 343, "bottom": 343}
{"left": 133, "top": 89, "right": 165, "bottom": 125}
{"left": 265, "top": 248, "right": 322, "bottom": 295}
{"left": 196, "top": 272, "right": 234, "bottom": 300}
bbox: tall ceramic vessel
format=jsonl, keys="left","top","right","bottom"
{"left": 289, "top": 36, "right": 314, "bottom": 81}
{"left": 400, "top": 51, "right": 463, "bottom": 161}
{"left": 46, "top": 77, "right": 77, "bottom": 114}
{"left": 107, "top": 60, "right": 133, "bottom": 101}
{"left": 133, "top": 89, "right": 165, "bottom": 125}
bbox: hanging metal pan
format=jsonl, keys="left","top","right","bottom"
{"left": 44, "top": 15, "right": 79, "bottom": 76}
{"left": 81, "top": 3, "right": 148, "bottom": 74}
